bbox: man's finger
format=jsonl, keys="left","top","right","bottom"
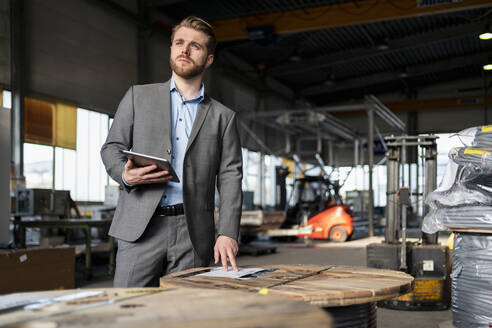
{"left": 143, "top": 170, "right": 169, "bottom": 180}
{"left": 228, "top": 249, "right": 238, "bottom": 272}
{"left": 142, "top": 174, "right": 173, "bottom": 183}
{"left": 142, "top": 179, "right": 166, "bottom": 184}
{"left": 214, "top": 246, "right": 219, "bottom": 264}
{"left": 220, "top": 251, "right": 228, "bottom": 272}
{"left": 125, "top": 159, "right": 135, "bottom": 171}
{"left": 136, "top": 164, "right": 158, "bottom": 174}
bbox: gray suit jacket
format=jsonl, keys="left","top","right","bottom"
{"left": 100, "top": 81, "right": 243, "bottom": 261}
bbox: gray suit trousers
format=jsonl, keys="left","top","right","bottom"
{"left": 113, "top": 214, "right": 210, "bottom": 287}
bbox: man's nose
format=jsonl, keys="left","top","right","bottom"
{"left": 181, "top": 44, "right": 191, "bottom": 55}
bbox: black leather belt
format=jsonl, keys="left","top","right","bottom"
{"left": 155, "top": 203, "right": 184, "bottom": 216}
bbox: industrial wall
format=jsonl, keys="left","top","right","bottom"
{"left": 21, "top": 0, "right": 138, "bottom": 115}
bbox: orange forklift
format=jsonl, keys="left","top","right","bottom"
{"left": 277, "top": 154, "right": 354, "bottom": 242}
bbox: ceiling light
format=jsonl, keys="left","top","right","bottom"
{"left": 289, "top": 55, "right": 301, "bottom": 62}
{"left": 376, "top": 44, "right": 389, "bottom": 51}
{"left": 483, "top": 64, "right": 492, "bottom": 71}
{"left": 479, "top": 32, "right": 492, "bottom": 40}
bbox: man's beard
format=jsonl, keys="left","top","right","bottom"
{"left": 170, "top": 55, "right": 206, "bottom": 79}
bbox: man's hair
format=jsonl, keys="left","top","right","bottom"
{"left": 171, "top": 16, "right": 217, "bottom": 55}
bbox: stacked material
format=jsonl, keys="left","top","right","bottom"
{"left": 423, "top": 125, "right": 492, "bottom": 327}
{"left": 423, "top": 126, "right": 492, "bottom": 233}
{"left": 452, "top": 233, "right": 492, "bottom": 327}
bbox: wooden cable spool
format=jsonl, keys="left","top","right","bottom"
{"left": 161, "top": 264, "right": 414, "bottom": 307}
{"left": 160, "top": 264, "right": 414, "bottom": 328}
{"left": 0, "top": 287, "right": 333, "bottom": 328}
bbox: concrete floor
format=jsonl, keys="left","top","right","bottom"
{"left": 80, "top": 236, "right": 453, "bottom": 328}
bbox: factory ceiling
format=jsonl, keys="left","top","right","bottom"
{"left": 148, "top": 0, "right": 492, "bottom": 106}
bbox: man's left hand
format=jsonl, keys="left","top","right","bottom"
{"left": 214, "top": 235, "right": 239, "bottom": 272}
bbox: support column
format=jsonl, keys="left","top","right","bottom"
{"left": 0, "top": 107, "right": 10, "bottom": 245}
{"left": 328, "top": 140, "right": 333, "bottom": 167}
{"left": 260, "top": 152, "right": 265, "bottom": 209}
{"left": 367, "top": 109, "right": 374, "bottom": 237}
{"left": 10, "top": 0, "right": 25, "bottom": 187}
{"left": 422, "top": 138, "right": 438, "bottom": 245}
{"left": 354, "top": 138, "right": 359, "bottom": 189}
{"left": 385, "top": 146, "right": 400, "bottom": 244}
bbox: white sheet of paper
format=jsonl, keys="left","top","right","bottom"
{"left": 24, "top": 291, "right": 104, "bottom": 310}
{"left": 196, "top": 267, "right": 267, "bottom": 280}
{"left": 0, "top": 294, "right": 47, "bottom": 312}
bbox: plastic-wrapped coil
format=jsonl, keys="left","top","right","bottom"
{"left": 325, "top": 303, "right": 377, "bottom": 328}
{"left": 450, "top": 147, "right": 492, "bottom": 168}
{"left": 452, "top": 233, "right": 492, "bottom": 328}
{"left": 425, "top": 183, "right": 492, "bottom": 209}
{"left": 439, "top": 205, "right": 492, "bottom": 229}
{"left": 473, "top": 129, "right": 492, "bottom": 148}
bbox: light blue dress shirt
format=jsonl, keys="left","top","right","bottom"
{"left": 160, "top": 78, "right": 204, "bottom": 206}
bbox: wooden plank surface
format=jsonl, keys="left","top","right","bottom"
{"left": 160, "top": 265, "right": 414, "bottom": 307}
{"left": 0, "top": 288, "right": 333, "bottom": 328}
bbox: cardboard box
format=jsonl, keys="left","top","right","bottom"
{"left": 0, "top": 247, "right": 75, "bottom": 294}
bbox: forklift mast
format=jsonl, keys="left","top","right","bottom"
{"left": 280, "top": 154, "right": 343, "bottom": 226}
{"left": 385, "top": 135, "right": 438, "bottom": 244}
{"left": 368, "top": 135, "right": 451, "bottom": 311}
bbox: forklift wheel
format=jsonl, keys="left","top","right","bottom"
{"left": 329, "top": 226, "right": 348, "bottom": 242}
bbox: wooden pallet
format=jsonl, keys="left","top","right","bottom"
{"left": 0, "top": 288, "right": 333, "bottom": 328}
{"left": 160, "top": 264, "right": 414, "bottom": 307}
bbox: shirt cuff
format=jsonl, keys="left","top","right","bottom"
{"left": 121, "top": 172, "right": 134, "bottom": 187}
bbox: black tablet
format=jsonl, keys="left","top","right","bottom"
{"left": 121, "top": 150, "right": 180, "bottom": 183}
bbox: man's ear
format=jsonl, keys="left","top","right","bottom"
{"left": 205, "top": 54, "right": 214, "bottom": 69}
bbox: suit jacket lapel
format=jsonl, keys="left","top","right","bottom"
{"left": 186, "top": 96, "right": 211, "bottom": 154}
{"left": 155, "top": 81, "right": 172, "bottom": 159}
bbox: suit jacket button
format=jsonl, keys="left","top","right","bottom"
{"left": 167, "top": 149, "right": 172, "bottom": 155}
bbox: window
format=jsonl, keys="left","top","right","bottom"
{"left": 55, "top": 108, "right": 109, "bottom": 201}
{"left": 263, "top": 154, "right": 282, "bottom": 207}
{"left": 24, "top": 107, "right": 111, "bottom": 202}
{"left": 241, "top": 148, "right": 283, "bottom": 208}
{"left": 24, "top": 143, "right": 53, "bottom": 189}
{"left": 2, "top": 90, "right": 11, "bottom": 109}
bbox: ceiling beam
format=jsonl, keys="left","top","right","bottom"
{"left": 269, "top": 21, "right": 489, "bottom": 77}
{"left": 388, "top": 94, "right": 492, "bottom": 112}
{"left": 301, "top": 51, "right": 492, "bottom": 97}
{"left": 210, "top": 0, "right": 492, "bottom": 42}
{"left": 326, "top": 94, "right": 492, "bottom": 115}
{"left": 365, "top": 95, "right": 406, "bottom": 131}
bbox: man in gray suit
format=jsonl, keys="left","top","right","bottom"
{"left": 101, "top": 16, "right": 242, "bottom": 287}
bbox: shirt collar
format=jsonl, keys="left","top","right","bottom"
{"left": 170, "top": 77, "right": 205, "bottom": 103}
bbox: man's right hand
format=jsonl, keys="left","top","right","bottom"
{"left": 123, "top": 159, "right": 173, "bottom": 185}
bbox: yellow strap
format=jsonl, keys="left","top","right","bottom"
{"left": 258, "top": 288, "right": 269, "bottom": 295}
{"left": 464, "top": 148, "right": 490, "bottom": 156}
{"left": 481, "top": 125, "right": 492, "bottom": 132}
